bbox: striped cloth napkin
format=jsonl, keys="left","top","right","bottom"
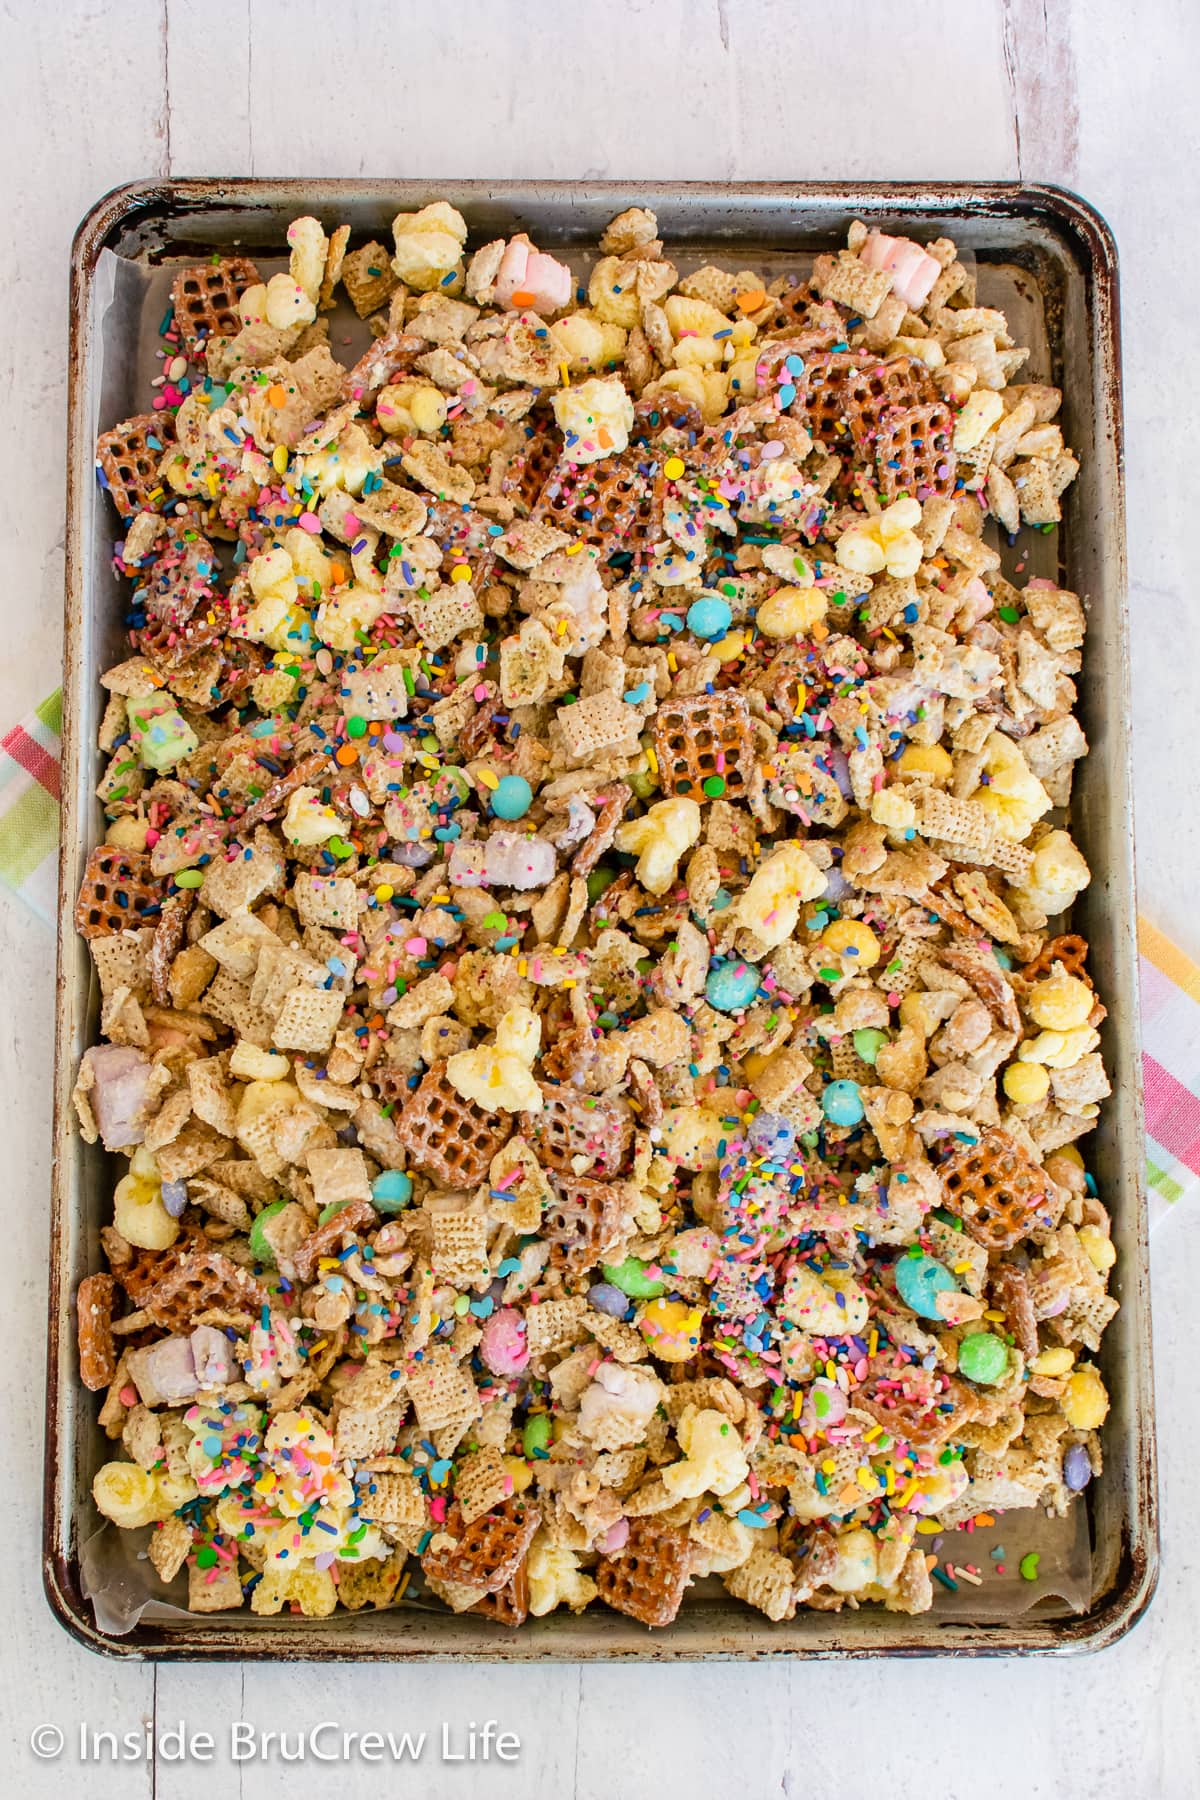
{"left": 2, "top": 690, "right": 1195, "bottom": 1226}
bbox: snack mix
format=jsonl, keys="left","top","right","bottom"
{"left": 76, "top": 204, "right": 1115, "bottom": 1629}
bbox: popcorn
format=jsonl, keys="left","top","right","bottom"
{"left": 836, "top": 498, "right": 924, "bottom": 579}
{"left": 446, "top": 1004, "right": 544, "bottom": 1113}
{"left": 613, "top": 796, "right": 701, "bottom": 896}
{"left": 391, "top": 200, "right": 468, "bottom": 291}
{"left": 77, "top": 203, "right": 1104, "bottom": 1632}
{"left": 552, "top": 374, "right": 635, "bottom": 463}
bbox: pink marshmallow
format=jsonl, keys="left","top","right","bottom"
{"left": 494, "top": 235, "right": 573, "bottom": 315}
{"left": 480, "top": 1307, "right": 530, "bottom": 1377}
{"left": 599, "top": 1517, "right": 629, "bottom": 1553}
{"left": 860, "top": 231, "right": 941, "bottom": 311}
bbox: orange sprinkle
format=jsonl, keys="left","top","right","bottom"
{"left": 737, "top": 289, "right": 767, "bottom": 314}
{"left": 368, "top": 1014, "right": 385, "bottom": 1030}
{"left": 334, "top": 743, "right": 359, "bottom": 765}
{"left": 267, "top": 383, "right": 288, "bottom": 407}
{"left": 597, "top": 426, "right": 613, "bottom": 449}
{"left": 330, "top": 563, "right": 348, "bottom": 586}
{"left": 510, "top": 289, "right": 536, "bottom": 307}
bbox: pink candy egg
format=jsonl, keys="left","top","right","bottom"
{"left": 480, "top": 1307, "right": 530, "bottom": 1376}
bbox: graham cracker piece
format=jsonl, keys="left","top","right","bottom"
{"left": 652, "top": 691, "right": 755, "bottom": 803}
{"left": 336, "top": 1548, "right": 408, "bottom": 1611}
{"left": 170, "top": 256, "right": 260, "bottom": 353}
{"left": 595, "top": 1517, "right": 692, "bottom": 1628}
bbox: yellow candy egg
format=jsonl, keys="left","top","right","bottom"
{"left": 1055, "top": 1143, "right": 1086, "bottom": 1171}
{"left": 1003, "top": 1060, "right": 1051, "bottom": 1104}
{"left": 820, "top": 918, "right": 880, "bottom": 970}
{"left": 712, "top": 630, "right": 746, "bottom": 662}
{"left": 1030, "top": 1346, "right": 1075, "bottom": 1377}
{"left": 897, "top": 743, "right": 953, "bottom": 780}
{"left": 502, "top": 1455, "right": 534, "bottom": 1495}
{"left": 1078, "top": 1225, "right": 1117, "bottom": 1273}
{"left": 1027, "top": 972, "right": 1094, "bottom": 1032}
{"left": 1062, "top": 1366, "right": 1109, "bottom": 1431}
{"left": 756, "top": 585, "right": 828, "bottom": 640}
{"left": 638, "top": 1297, "right": 705, "bottom": 1363}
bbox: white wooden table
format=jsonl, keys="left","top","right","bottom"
{"left": 1, "top": 2, "right": 1196, "bottom": 1793}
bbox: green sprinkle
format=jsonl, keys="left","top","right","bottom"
{"left": 1019, "top": 1552, "right": 1041, "bottom": 1581}
{"left": 175, "top": 869, "right": 204, "bottom": 888}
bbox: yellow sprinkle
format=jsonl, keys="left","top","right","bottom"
{"left": 559, "top": 362, "right": 571, "bottom": 386}
{"left": 561, "top": 979, "right": 576, "bottom": 989}
{"left": 449, "top": 563, "right": 472, "bottom": 583}
{"left": 667, "top": 652, "right": 678, "bottom": 673}
{"left": 953, "top": 1261, "right": 973, "bottom": 1274}
{"left": 916, "top": 1519, "right": 941, "bottom": 1535}
{"left": 856, "top": 1468, "right": 875, "bottom": 1492}
{"left": 317, "top": 1257, "right": 341, "bottom": 1270}
{"left": 477, "top": 768, "right": 499, "bottom": 790}
{"left": 272, "top": 444, "right": 289, "bottom": 474}
{"left": 664, "top": 456, "right": 685, "bottom": 480}
{"left": 862, "top": 1424, "right": 882, "bottom": 1443}
{"left": 374, "top": 883, "right": 394, "bottom": 903}
{"left": 984, "top": 1308, "right": 1006, "bottom": 1321}
{"left": 518, "top": 960, "right": 527, "bottom": 976}
{"left": 821, "top": 1459, "right": 836, "bottom": 1476}
{"left": 868, "top": 1330, "right": 878, "bottom": 1357}
{"left": 897, "top": 1481, "right": 920, "bottom": 1509}
{"left": 824, "top": 1360, "right": 837, "bottom": 1380}
{"left": 565, "top": 542, "right": 584, "bottom": 555}
{"left": 556, "top": 618, "right": 569, "bottom": 634}
{"left": 645, "top": 746, "right": 659, "bottom": 774}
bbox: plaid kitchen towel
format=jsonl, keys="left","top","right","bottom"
{"left": 2, "top": 689, "right": 1197, "bottom": 1226}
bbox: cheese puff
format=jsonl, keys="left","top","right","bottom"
{"left": 287, "top": 215, "right": 328, "bottom": 306}
{"left": 282, "top": 784, "right": 344, "bottom": 847}
{"left": 614, "top": 795, "right": 702, "bottom": 895}
{"left": 970, "top": 732, "right": 1051, "bottom": 841}
{"left": 265, "top": 272, "right": 316, "bottom": 330}
{"left": 550, "top": 309, "right": 627, "bottom": 372}
{"left": 661, "top": 1407, "right": 749, "bottom": 1500}
{"left": 836, "top": 498, "right": 924, "bottom": 579}
{"left": 1027, "top": 971, "right": 1094, "bottom": 1032}
{"left": 1010, "top": 829, "right": 1092, "bottom": 917}
{"left": 376, "top": 380, "right": 447, "bottom": 436}
{"left": 446, "top": 1003, "right": 544, "bottom": 1113}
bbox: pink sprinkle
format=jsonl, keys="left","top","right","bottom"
{"left": 405, "top": 936, "right": 427, "bottom": 955}
{"left": 119, "top": 1386, "right": 138, "bottom": 1406}
{"left": 344, "top": 512, "right": 360, "bottom": 534}
{"left": 144, "top": 828, "right": 160, "bottom": 847}
{"left": 473, "top": 683, "right": 489, "bottom": 701}
{"left": 297, "top": 511, "right": 322, "bottom": 532}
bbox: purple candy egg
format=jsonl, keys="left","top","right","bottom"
{"left": 161, "top": 1179, "right": 189, "bottom": 1218}
{"left": 1063, "top": 1443, "right": 1092, "bottom": 1491}
{"left": 588, "top": 1282, "right": 630, "bottom": 1318}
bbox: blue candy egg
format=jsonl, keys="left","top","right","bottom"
{"left": 1063, "top": 1443, "right": 1093, "bottom": 1491}
{"left": 491, "top": 775, "right": 532, "bottom": 820}
{"left": 748, "top": 1109, "right": 796, "bottom": 1159}
{"left": 894, "top": 1252, "right": 958, "bottom": 1320}
{"left": 705, "top": 959, "right": 760, "bottom": 1012}
{"left": 687, "top": 595, "right": 733, "bottom": 640}
{"left": 589, "top": 1282, "right": 631, "bottom": 1318}
{"left": 821, "top": 1078, "right": 865, "bottom": 1126}
{"left": 371, "top": 1170, "right": 413, "bottom": 1213}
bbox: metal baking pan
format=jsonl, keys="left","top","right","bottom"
{"left": 49, "top": 179, "right": 1157, "bottom": 1659}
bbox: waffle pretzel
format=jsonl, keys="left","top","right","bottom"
{"left": 96, "top": 413, "right": 177, "bottom": 520}
{"left": 470, "top": 1558, "right": 530, "bottom": 1628}
{"left": 291, "top": 1197, "right": 377, "bottom": 1284}
{"left": 874, "top": 401, "right": 957, "bottom": 502}
{"left": 75, "top": 847, "right": 160, "bottom": 939}
{"left": 542, "top": 1175, "right": 627, "bottom": 1270}
{"left": 797, "top": 350, "right": 874, "bottom": 444}
{"left": 532, "top": 450, "right": 649, "bottom": 552}
{"left": 841, "top": 357, "right": 940, "bottom": 449}
{"left": 144, "top": 1247, "right": 268, "bottom": 1332}
{"left": 857, "top": 1358, "right": 977, "bottom": 1451}
{"left": 395, "top": 1061, "right": 512, "bottom": 1189}
{"left": 652, "top": 690, "right": 755, "bottom": 802}
{"left": 170, "top": 256, "right": 260, "bottom": 354}
{"left": 421, "top": 1497, "right": 540, "bottom": 1595}
{"left": 1018, "top": 932, "right": 1092, "bottom": 989}
{"left": 938, "top": 1127, "right": 1053, "bottom": 1252}
{"left": 111, "top": 1223, "right": 206, "bottom": 1305}
{"left": 530, "top": 1084, "right": 633, "bottom": 1178}
{"left": 500, "top": 421, "right": 562, "bottom": 510}
{"left": 77, "top": 1273, "right": 118, "bottom": 1392}
{"left": 595, "top": 1517, "right": 692, "bottom": 1628}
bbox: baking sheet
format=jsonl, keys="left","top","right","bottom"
{"left": 51, "top": 181, "right": 1157, "bottom": 1659}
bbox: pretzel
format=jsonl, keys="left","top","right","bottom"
{"left": 652, "top": 691, "right": 755, "bottom": 803}
{"left": 874, "top": 401, "right": 957, "bottom": 502}
{"left": 1018, "top": 933, "right": 1092, "bottom": 989}
{"left": 290, "top": 1198, "right": 377, "bottom": 1284}
{"left": 532, "top": 450, "right": 649, "bottom": 551}
{"left": 541, "top": 1175, "right": 627, "bottom": 1269}
{"left": 501, "top": 421, "right": 562, "bottom": 509}
{"left": 797, "top": 350, "right": 874, "bottom": 444}
{"left": 595, "top": 1518, "right": 692, "bottom": 1628}
{"left": 111, "top": 1223, "right": 207, "bottom": 1305}
{"left": 144, "top": 1247, "right": 268, "bottom": 1332}
{"left": 857, "top": 1357, "right": 977, "bottom": 1451}
{"left": 470, "top": 1558, "right": 530, "bottom": 1628}
{"left": 421, "top": 1497, "right": 540, "bottom": 1595}
{"left": 990, "top": 1263, "right": 1039, "bottom": 1362}
{"left": 841, "top": 357, "right": 940, "bottom": 449}
{"left": 530, "top": 1084, "right": 633, "bottom": 1178}
{"left": 75, "top": 847, "right": 160, "bottom": 939}
{"left": 76, "top": 1273, "right": 118, "bottom": 1392}
{"left": 170, "top": 256, "right": 260, "bottom": 354}
{"left": 395, "top": 1061, "right": 513, "bottom": 1189}
{"left": 96, "top": 413, "right": 177, "bottom": 519}
{"left": 423, "top": 499, "right": 497, "bottom": 589}
{"left": 938, "top": 1128, "right": 1055, "bottom": 1252}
